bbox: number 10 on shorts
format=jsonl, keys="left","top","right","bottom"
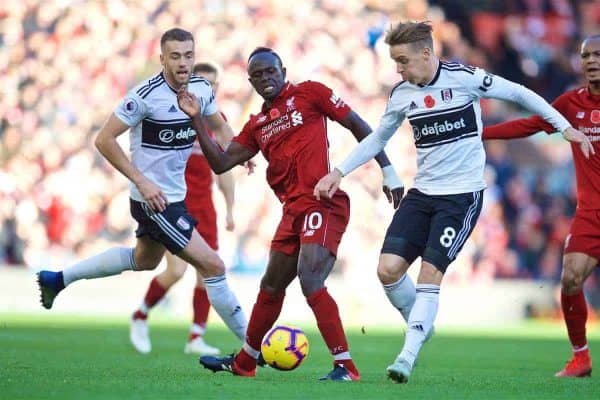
{"left": 303, "top": 212, "right": 323, "bottom": 236}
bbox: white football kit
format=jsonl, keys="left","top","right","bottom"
{"left": 337, "top": 60, "right": 571, "bottom": 195}
{"left": 114, "top": 72, "right": 217, "bottom": 202}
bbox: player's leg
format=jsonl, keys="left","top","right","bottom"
{"left": 185, "top": 211, "right": 220, "bottom": 355}
{"left": 292, "top": 195, "right": 359, "bottom": 381}
{"left": 183, "top": 269, "right": 220, "bottom": 355}
{"left": 389, "top": 190, "right": 483, "bottom": 383}
{"left": 378, "top": 189, "right": 429, "bottom": 323}
{"left": 555, "top": 250, "right": 597, "bottom": 377}
{"left": 129, "top": 252, "right": 187, "bottom": 354}
{"left": 37, "top": 235, "right": 165, "bottom": 310}
{"left": 200, "top": 249, "right": 298, "bottom": 376}
{"left": 177, "top": 229, "right": 247, "bottom": 342}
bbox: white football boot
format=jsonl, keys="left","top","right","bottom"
{"left": 129, "top": 318, "right": 151, "bottom": 354}
{"left": 386, "top": 356, "right": 412, "bottom": 383}
{"left": 184, "top": 337, "right": 220, "bottom": 355}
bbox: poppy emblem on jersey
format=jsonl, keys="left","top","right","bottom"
{"left": 441, "top": 89, "right": 453, "bottom": 103}
{"left": 424, "top": 95, "right": 435, "bottom": 108}
{"left": 270, "top": 108, "right": 281, "bottom": 119}
{"left": 591, "top": 110, "right": 600, "bottom": 124}
{"left": 176, "top": 217, "right": 190, "bottom": 231}
{"left": 124, "top": 98, "right": 139, "bottom": 115}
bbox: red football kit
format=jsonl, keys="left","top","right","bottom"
{"left": 483, "top": 86, "right": 600, "bottom": 259}
{"left": 233, "top": 81, "right": 352, "bottom": 256}
{"left": 185, "top": 132, "right": 218, "bottom": 250}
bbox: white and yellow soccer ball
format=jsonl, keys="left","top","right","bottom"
{"left": 261, "top": 325, "right": 309, "bottom": 371}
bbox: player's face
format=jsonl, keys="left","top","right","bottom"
{"left": 247, "top": 54, "right": 286, "bottom": 101}
{"left": 389, "top": 43, "right": 432, "bottom": 85}
{"left": 196, "top": 71, "right": 219, "bottom": 94}
{"left": 581, "top": 38, "right": 600, "bottom": 84}
{"left": 160, "top": 40, "right": 195, "bottom": 88}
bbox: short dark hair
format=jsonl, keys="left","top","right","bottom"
{"left": 384, "top": 21, "right": 433, "bottom": 50}
{"left": 248, "top": 47, "right": 283, "bottom": 68}
{"left": 160, "top": 28, "right": 194, "bottom": 48}
{"left": 193, "top": 62, "right": 218, "bottom": 76}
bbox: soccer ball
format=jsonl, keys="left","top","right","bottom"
{"left": 261, "top": 325, "right": 309, "bottom": 371}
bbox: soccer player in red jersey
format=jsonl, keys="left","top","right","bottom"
{"left": 177, "top": 47, "right": 404, "bottom": 381}
{"left": 129, "top": 63, "right": 235, "bottom": 356}
{"left": 483, "top": 35, "right": 600, "bottom": 378}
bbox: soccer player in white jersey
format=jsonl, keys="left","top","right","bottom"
{"left": 314, "top": 21, "right": 593, "bottom": 383}
{"left": 36, "top": 28, "right": 247, "bottom": 343}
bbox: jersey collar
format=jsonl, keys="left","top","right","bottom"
{"left": 418, "top": 59, "right": 441, "bottom": 88}
{"left": 261, "top": 82, "right": 294, "bottom": 112}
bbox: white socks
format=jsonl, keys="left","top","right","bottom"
{"left": 398, "top": 284, "right": 440, "bottom": 368}
{"left": 383, "top": 274, "right": 416, "bottom": 322}
{"left": 203, "top": 275, "right": 247, "bottom": 341}
{"left": 63, "top": 247, "right": 136, "bottom": 287}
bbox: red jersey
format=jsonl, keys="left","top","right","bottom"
{"left": 233, "top": 81, "right": 352, "bottom": 203}
{"left": 483, "top": 87, "right": 600, "bottom": 211}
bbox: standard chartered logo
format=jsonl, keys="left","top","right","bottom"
{"left": 159, "top": 127, "right": 196, "bottom": 143}
{"left": 412, "top": 117, "right": 466, "bottom": 141}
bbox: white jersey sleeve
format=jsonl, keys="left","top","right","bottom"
{"left": 468, "top": 67, "right": 571, "bottom": 132}
{"left": 337, "top": 96, "right": 406, "bottom": 176}
{"left": 114, "top": 91, "right": 150, "bottom": 126}
{"left": 189, "top": 79, "right": 218, "bottom": 117}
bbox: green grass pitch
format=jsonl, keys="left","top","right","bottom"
{"left": 1, "top": 313, "right": 597, "bottom": 399}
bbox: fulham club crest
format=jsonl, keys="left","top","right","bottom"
{"left": 441, "top": 89, "right": 453, "bottom": 103}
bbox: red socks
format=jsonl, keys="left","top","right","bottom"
{"left": 235, "top": 289, "right": 285, "bottom": 372}
{"left": 307, "top": 287, "right": 359, "bottom": 376}
{"left": 133, "top": 278, "right": 167, "bottom": 319}
{"left": 561, "top": 290, "right": 588, "bottom": 350}
{"left": 187, "top": 287, "right": 211, "bottom": 341}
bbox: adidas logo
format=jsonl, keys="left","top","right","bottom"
{"left": 411, "top": 324, "right": 424, "bottom": 332}
{"left": 409, "top": 101, "right": 418, "bottom": 110}
{"left": 231, "top": 305, "right": 241, "bottom": 316}
{"left": 168, "top": 105, "right": 178, "bottom": 112}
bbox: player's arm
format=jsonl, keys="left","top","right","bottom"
{"left": 483, "top": 115, "right": 551, "bottom": 140}
{"left": 94, "top": 114, "right": 168, "bottom": 212}
{"left": 474, "top": 71, "right": 594, "bottom": 157}
{"left": 177, "top": 88, "right": 254, "bottom": 174}
{"left": 338, "top": 110, "right": 404, "bottom": 207}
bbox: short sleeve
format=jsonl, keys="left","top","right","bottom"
{"left": 232, "top": 119, "right": 260, "bottom": 155}
{"left": 114, "top": 91, "right": 149, "bottom": 126}
{"left": 305, "top": 81, "right": 352, "bottom": 122}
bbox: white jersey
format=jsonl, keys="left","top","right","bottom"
{"left": 114, "top": 72, "right": 217, "bottom": 202}
{"left": 337, "top": 60, "right": 571, "bottom": 195}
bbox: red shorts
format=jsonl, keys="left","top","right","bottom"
{"left": 187, "top": 201, "right": 218, "bottom": 251}
{"left": 564, "top": 209, "right": 600, "bottom": 260}
{"left": 271, "top": 193, "right": 350, "bottom": 257}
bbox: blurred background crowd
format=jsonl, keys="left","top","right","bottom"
{"left": 1, "top": 0, "right": 599, "bottom": 311}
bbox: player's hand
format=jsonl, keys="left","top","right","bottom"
{"left": 244, "top": 159, "right": 256, "bottom": 175}
{"left": 136, "top": 177, "right": 169, "bottom": 212}
{"left": 314, "top": 169, "right": 342, "bottom": 200}
{"left": 381, "top": 165, "right": 404, "bottom": 209}
{"left": 225, "top": 210, "right": 235, "bottom": 231}
{"left": 177, "top": 86, "right": 201, "bottom": 117}
{"left": 563, "top": 127, "right": 595, "bottom": 159}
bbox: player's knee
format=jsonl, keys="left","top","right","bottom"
{"left": 377, "top": 261, "right": 401, "bottom": 285}
{"left": 298, "top": 268, "right": 325, "bottom": 297}
{"left": 561, "top": 267, "right": 584, "bottom": 292}
{"left": 195, "top": 253, "right": 225, "bottom": 277}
